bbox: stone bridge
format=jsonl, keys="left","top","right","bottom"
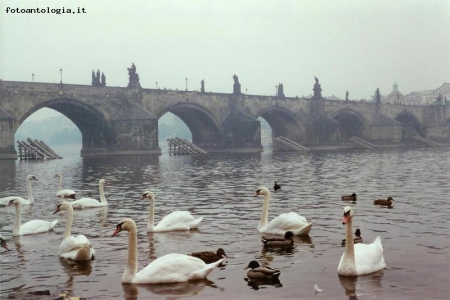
{"left": 0, "top": 79, "right": 449, "bottom": 159}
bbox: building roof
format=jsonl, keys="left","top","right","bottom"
{"left": 434, "top": 82, "right": 450, "bottom": 94}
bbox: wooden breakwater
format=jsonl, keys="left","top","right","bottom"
{"left": 17, "top": 138, "right": 62, "bottom": 160}
{"left": 167, "top": 137, "right": 207, "bottom": 155}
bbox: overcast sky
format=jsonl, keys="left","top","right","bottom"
{"left": 1, "top": 0, "right": 449, "bottom": 103}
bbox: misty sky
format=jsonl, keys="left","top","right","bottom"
{"left": 1, "top": 0, "right": 449, "bottom": 105}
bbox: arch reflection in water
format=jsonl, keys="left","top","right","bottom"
{"left": 122, "top": 278, "right": 219, "bottom": 299}
{"left": 338, "top": 270, "right": 384, "bottom": 299}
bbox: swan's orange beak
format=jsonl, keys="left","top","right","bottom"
{"left": 253, "top": 192, "right": 259, "bottom": 197}
{"left": 111, "top": 227, "right": 122, "bottom": 237}
{"left": 53, "top": 207, "right": 61, "bottom": 214}
{"left": 342, "top": 215, "right": 349, "bottom": 225}
{"left": 140, "top": 195, "right": 146, "bottom": 200}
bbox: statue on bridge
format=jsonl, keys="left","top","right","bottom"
{"left": 277, "top": 83, "right": 285, "bottom": 99}
{"left": 101, "top": 72, "right": 106, "bottom": 87}
{"left": 233, "top": 74, "right": 241, "bottom": 95}
{"left": 201, "top": 79, "right": 205, "bottom": 93}
{"left": 313, "top": 76, "right": 322, "bottom": 97}
{"left": 375, "top": 88, "right": 381, "bottom": 105}
{"left": 91, "top": 69, "right": 106, "bottom": 87}
{"left": 127, "top": 62, "right": 141, "bottom": 88}
{"left": 345, "top": 91, "right": 349, "bottom": 101}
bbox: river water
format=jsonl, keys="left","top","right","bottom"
{"left": 0, "top": 147, "right": 449, "bottom": 300}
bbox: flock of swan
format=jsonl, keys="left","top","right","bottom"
{"left": 0, "top": 174, "right": 389, "bottom": 287}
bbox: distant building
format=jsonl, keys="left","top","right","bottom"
{"left": 386, "top": 82, "right": 406, "bottom": 104}
{"left": 324, "top": 95, "right": 342, "bottom": 101}
{"left": 421, "top": 83, "right": 450, "bottom": 105}
{"left": 405, "top": 91, "right": 422, "bottom": 105}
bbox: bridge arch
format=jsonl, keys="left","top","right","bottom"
{"left": 394, "top": 111, "right": 423, "bottom": 140}
{"left": 18, "top": 98, "right": 115, "bottom": 150}
{"left": 159, "top": 102, "right": 223, "bottom": 148}
{"left": 256, "top": 106, "right": 306, "bottom": 142}
{"left": 331, "top": 109, "right": 368, "bottom": 140}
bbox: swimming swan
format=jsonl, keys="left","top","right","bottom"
{"left": 53, "top": 201, "right": 95, "bottom": 261}
{"left": 8, "top": 198, "right": 58, "bottom": 236}
{"left": 140, "top": 191, "right": 203, "bottom": 232}
{"left": 338, "top": 206, "right": 386, "bottom": 276}
{"left": 254, "top": 187, "right": 313, "bottom": 236}
{"left": 69, "top": 179, "right": 109, "bottom": 209}
{"left": 0, "top": 175, "right": 38, "bottom": 206}
{"left": 54, "top": 173, "right": 76, "bottom": 199}
{"left": 111, "top": 218, "right": 223, "bottom": 284}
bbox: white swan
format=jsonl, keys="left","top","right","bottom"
{"left": 53, "top": 201, "right": 95, "bottom": 261}
{"left": 254, "top": 187, "right": 313, "bottom": 236}
{"left": 54, "top": 173, "right": 76, "bottom": 199}
{"left": 141, "top": 191, "right": 203, "bottom": 232}
{"left": 69, "top": 179, "right": 109, "bottom": 208}
{"left": 0, "top": 175, "right": 38, "bottom": 206}
{"left": 112, "top": 218, "right": 223, "bottom": 283}
{"left": 8, "top": 198, "right": 58, "bottom": 236}
{"left": 0, "top": 234, "right": 10, "bottom": 251}
{"left": 338, "top": 206, "right": 386, "bottom": 276}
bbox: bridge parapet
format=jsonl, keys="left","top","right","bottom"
{"left": 1, "top": 79, "right": 449, "bottom": 159}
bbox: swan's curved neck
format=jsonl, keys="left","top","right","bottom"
{"left": 27, "top": 179, "right": 34, "bottom": 204}
{"left": 343, "top": 216, "right": 356, "bottom": 265}
{"left": 99, "top": 182, "right": 107, "bottom": 204}
{"left": 123, "top": 226, "right": 138, "bottom": 283}
{"left": 259, "top": 193, "right": 270, "bottom": 230}
{"left": 63, "top": 205, "right": 74, "bottom": 239}
{"left": 147, "top": 199, "right": 155, "bottom": 231}
{"left": 13, "top": 202, "right": 22, "bottom": 236}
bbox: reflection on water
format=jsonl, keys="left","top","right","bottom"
{"left": 339, "top": 271, "right": 384, "bottom": 299}
{"left": 0, "top": 148, "right": 449, "bottom": 299}
{"left": 245, "top": 277, "right": 283, "bottom": 290}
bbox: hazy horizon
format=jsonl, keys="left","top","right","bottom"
{"left": 2, "top": 0, "right": 449, "bottom": 106}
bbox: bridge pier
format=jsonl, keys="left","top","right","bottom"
{"left": 220, "top": 111, "right": 263, "bottom": 153}
{"left": 0, "top": 110, "right": 17, "bottom": 159}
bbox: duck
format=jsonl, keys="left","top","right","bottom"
{"left": 111, "top": 218, "right": 223, "bottom": 284}
{"left": 254, "top": 187, "right": 313, "bottom": 236}
{"left": 273, "top": 182, "right": 281, "bottom": 192}
{"left": 244, "top": 260, "right": 281, "bottom": 280}
{"left": 374, "top": 197, "right": 394, "bottom": 207}
{"left": 53, "top": 201, "right": 95, "bottom": 261}
{"left": 341, "top": 228, "right": 363, "bottom": 246}
{"left": 0, "top": 234, "right": 10, "bottom": 251}
{"left": 69, "top": 179, "right": 109, "bottom": 208}
{"left": 338, "top": 206, "right": 386, "bottom": 276}
{"left": 8, "top": 198, "right": 58, "bottom": 236}
{"left": 341, "top": 193, "right": 357, "bottom": 201}
{"left": 54, "top": 173, "right": 76, "bottom": 199}
{"left": 262, "top": 231, "right": 294, "bottom": 248}
{"left": 0, "top": 175, "right": 38, "bottom": 206}
{"left": 188, "top": 248, "right": 227, "bottom": 264}
{"left": 140, "top": 191, "right": 203, "bottom": 232}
